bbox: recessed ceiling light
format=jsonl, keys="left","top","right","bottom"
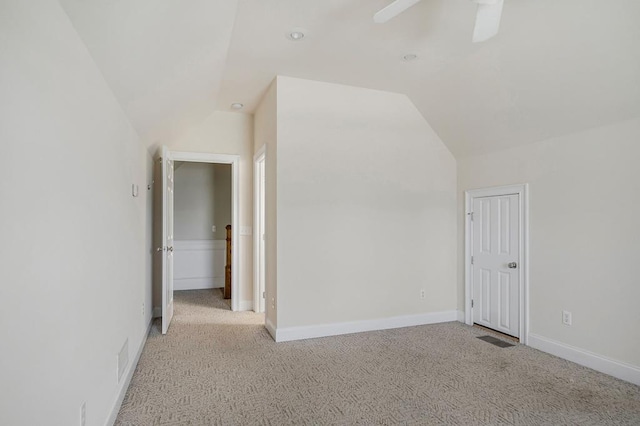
{"left": 403, "top": 54, "right": 418, "bottom": 62}
{"left": 230, "top": 103, "right": 244, "bottom": 110}
{"left": 286, "top": 27, "right": 307, "bottom": 41}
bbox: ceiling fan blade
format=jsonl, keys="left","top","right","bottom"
{"left": 374, "top": 0, "right": 422, "bottom": 23}
{"left": 472, "top": 0, "right": 504, "bottom": 43}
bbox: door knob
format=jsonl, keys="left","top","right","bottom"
{"left": 508, "top": 262, "right": 517, "bottom": 269}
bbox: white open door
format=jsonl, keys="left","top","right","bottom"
{"left": 161, "top": 146, "right": 175, "bottom": 334}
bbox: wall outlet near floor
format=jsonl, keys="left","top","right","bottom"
{"left": 562, "top": 310, "right": 572, "bottom": 325}
{"left": 211, "top": 225, "right": 216, "bottom": 233}
{"left": 80, "top": 401, "right": 86, "bottom": 426}
{"left": 420, "top": 289, "right": 426, "bottom": 299}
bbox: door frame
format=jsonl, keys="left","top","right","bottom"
{"left": 170, "top": 151, "right": 241, "bottom": 312}
{"left": 464, "top": 183, "right": 530, "bottom": 344}
{"left": 253, "top": 146, "right": 266, "bottom": 313}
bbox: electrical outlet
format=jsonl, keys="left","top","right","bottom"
{"left": 211, "top": 225, "right": 216, "bottom": 232}
{"left": 80, "top": 401, "right": 86, "bottom": 426}
{"left": 562, "top": 310, "right": 572, "bottom": 325}
{"left": 420, "top": 289, "right": 426, "bottom": 299}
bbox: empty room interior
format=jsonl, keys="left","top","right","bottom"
{"left": 1, "top": 0, "right": 639, "bottom": 425}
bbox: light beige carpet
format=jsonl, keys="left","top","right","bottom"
{"left": 116, "top": 290, "right": 640, "bottom": 425}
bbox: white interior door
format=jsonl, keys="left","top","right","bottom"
{"left": 161, "top": 146, "right": 175, "bottom": 334}
{"left": 472, "top": 194, "right": 520, "bottom": 337}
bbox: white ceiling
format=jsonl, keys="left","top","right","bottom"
{"left": 61, "top": 0, "right": 640, "bottom": 157}
{"left": 59, "top": 0, "right": 238, "bottom": 149}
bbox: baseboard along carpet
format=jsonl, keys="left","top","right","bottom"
{"left": 116, "top": 289, "right": 640, "bottom": 425}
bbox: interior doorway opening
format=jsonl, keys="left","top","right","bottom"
{"left": 173, "top": 161, "right": 232, "bottom": 306}
{"left": 154, "top": 149, "right": 241, "bottom": 334}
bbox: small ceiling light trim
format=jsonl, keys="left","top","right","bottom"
{"left": 230, "top": 103, "right": 244, "bottom": 110}
{"left": 403, "top": 54, "right": 418, "bottom": 62}
{"left": 286, "top": 27, "right": 307, "bottom": 41}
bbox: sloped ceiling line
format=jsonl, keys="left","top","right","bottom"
{"left": 60, "top": 0, "right": 640, "bottom": 158}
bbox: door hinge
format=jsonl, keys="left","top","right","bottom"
{"left": 262, "top": 291, "right": 266, "bottom": 299}
{"left": 471, "top": 256, "right": 474, "bottom": 265}
{"left": 471, "top": 299, "right": 474, "bottom": 308}
{"left": 468, "top": 211, "right": 474, "bottom": 221}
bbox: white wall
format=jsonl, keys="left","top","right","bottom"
{"left": 174, "top": 162, "right": 216, "bottom": 240}
{"left": 165, "top": 111, "right": 254, "bottom": 307}
{"left": 0, "top": 2, "right": 151, "bottom": 425}
{"left": 274, "top": 77, "right": 457, "bottom": 332}
{"left": 174, "top": 162, "right": 231, "bottom": 241}
{"left": 173, "top": 240, "right": 226, "bottom": 291}
{"left": 254, "top": 80, "right": 277, "bottom": 330}
{"left": 458, "top": 117, "right": 640, "bottom": 370}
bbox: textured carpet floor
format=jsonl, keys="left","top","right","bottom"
{"left": 116, "top": 290, "right": 640, "bottom": 425}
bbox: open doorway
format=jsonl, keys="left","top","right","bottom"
{"left": 154, "top": 150, "right": 240, "bottom": 334}
{"left": 173, "top": 161, "right": 232, "bottom": 305}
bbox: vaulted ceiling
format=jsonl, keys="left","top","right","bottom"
{"left": 60, "top": 0, "right": 640, "bottom": 157}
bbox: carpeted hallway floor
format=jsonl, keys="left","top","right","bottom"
{"left": 116, "top": 289, "right": 640, "bottom": 425}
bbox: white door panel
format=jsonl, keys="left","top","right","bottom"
{"left": 161, "top": 146, "right": 174, "bottom": 334}
{"left": 472, "top": 194, "right": 519, "bottom": 337}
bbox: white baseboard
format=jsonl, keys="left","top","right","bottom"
{"left": 274, "top": 310, "right": 458, "bottom": 343}
{"left": 152, "top": 306, "right": 161, "bottom": 318}
{"left": 237, "top": 300, "right": 254, "bottom": 312}
{"left": 265, "top": 317, "right": 276, "bottom": 341}
{"left": 174, "top": 277, "right": 223, "bottom": 291}
{"left": 456, "top": 310, "right": 465, "bottom": 323}
{"left": 105, "top": 319, "right": 152, "bottom": 426}
{"left": 528, "top": 333, "right": 640, "bottom": 386}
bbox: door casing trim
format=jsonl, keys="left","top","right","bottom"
{"left": 464, "top": 184, "right": 530, "bottom": 344}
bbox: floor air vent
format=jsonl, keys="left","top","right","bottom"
{"left": 477, "top": 335, "right": 515, "bottom": 348}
